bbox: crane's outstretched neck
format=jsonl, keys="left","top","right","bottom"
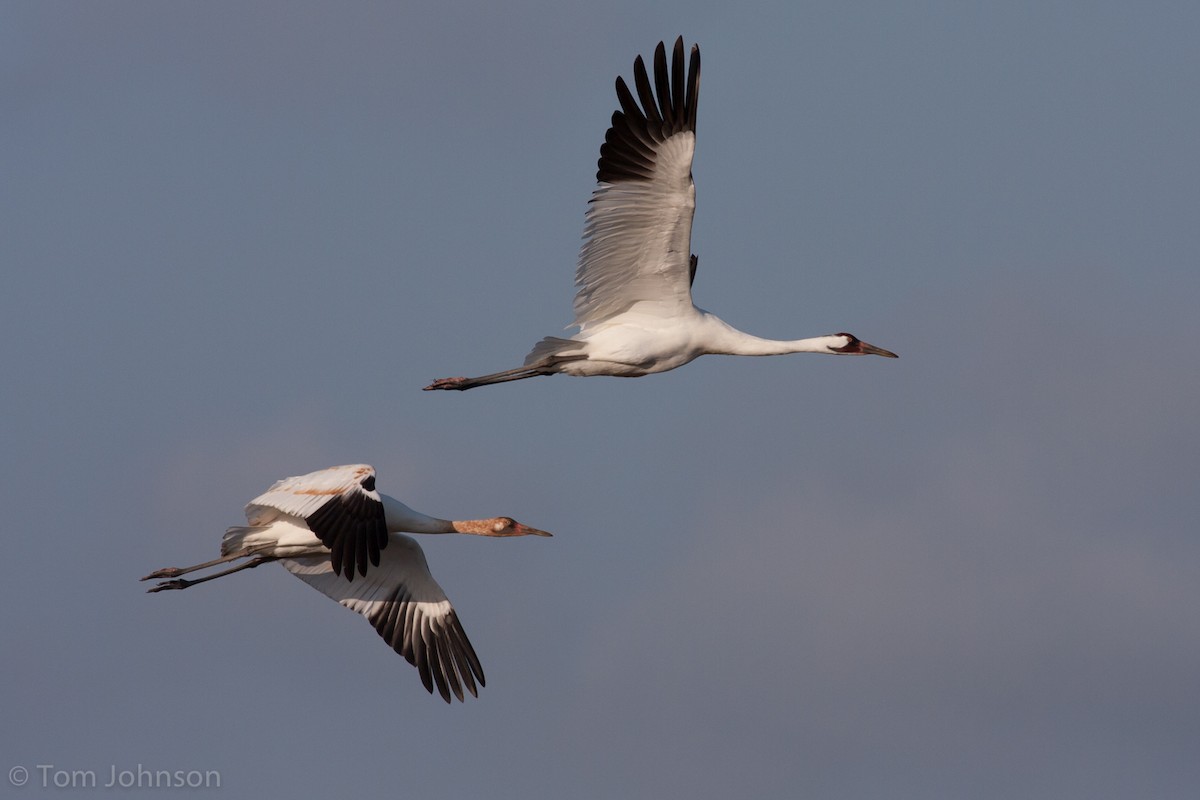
{"left": 381, "top": 496, "right": 552, "bottom": 537}
{"left": 381, "top": 495, "right": 456, "bottom": 533}
{"left": 702, "top": 316, "right": 898, "bottom": 359}
{"left": 714, "top": 333, "right": 846, "bottom": 357}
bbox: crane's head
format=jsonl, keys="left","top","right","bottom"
{"left": 828, "top": 333, "right": 898, "bottom": 358}
{"left": 486, "top": 517, "right": 554, "bottom": 537}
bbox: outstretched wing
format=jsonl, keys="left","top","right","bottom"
{"left": 281, "top": 534, "right": 485, "bottom": 703}
{"left": 246, "top": 464, "right": 388, "bottom": 580}
{"left": 572, "top": 37, "right": 701, "bottom": 329}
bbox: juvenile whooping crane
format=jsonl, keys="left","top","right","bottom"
{"left": 142, "top": 464, "right": 551, "bottom": 702}
{"left": 425, "top": 37, "right": 896, "bottom": 392}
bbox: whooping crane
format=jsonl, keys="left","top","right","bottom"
{"left": 142, "top": 464, "right": 552, "bottom": 702}
{"left": 425, "top": 37, "right": 896, "bottom": 392}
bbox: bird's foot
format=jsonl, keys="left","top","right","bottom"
{"left": 146, "top": 579, "right": 191, "bottom": 593}
{"left": 140, "top": 567, "right": 183, "bottom": 581}
{"left": 423, "top": 377, "right": 468, "bottom": 391}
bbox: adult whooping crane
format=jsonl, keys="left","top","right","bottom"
{"left": 425, "top": 37, "right": 896, "bottom": 392}
{"left": 142, "top": 464, "right": 551, "bottom": 702}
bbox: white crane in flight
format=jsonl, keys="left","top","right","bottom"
{"left": 142, "top": 464, "right": 551, "bottom": 702}
{"left": 426, "top": 37, "right": 896, "bottom": 392}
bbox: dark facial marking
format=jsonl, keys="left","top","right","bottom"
{"left": 830, "top": 333, "right": 860, "bottom": 353}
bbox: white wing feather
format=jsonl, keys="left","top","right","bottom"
{"left": 572, "top": 38, "right": 701, "bottom": 329}
{"left": 575, "top": 147, "right": 696, "bottom": 327}
{"left": 281, "top": 533, "right": 484, "bottom": 702}
{"left": 246, "top": 464, "right": 387, "bottom": 580}
{"left": 244, "top": 464, "right": 375, "bottom": 526}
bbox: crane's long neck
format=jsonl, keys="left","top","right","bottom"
{"left": 701, "top": 314, "right": 841, "bottom": 357}
{"left": 381, "top": 495, "right": 456, "bottom": 534}
{"left": 380, "top": 495, "right": 501, "bottom": 535}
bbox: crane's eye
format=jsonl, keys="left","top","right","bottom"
{"left": 361, "top": 476, "right": 376, "bottom": 492}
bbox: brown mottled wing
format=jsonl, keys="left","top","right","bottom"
{"left": 244, "top": 464, "right": 389, "bottom": 580}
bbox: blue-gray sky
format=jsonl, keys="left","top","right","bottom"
{"left": 3, "top": 2, "right": 1198, "bottom": 797}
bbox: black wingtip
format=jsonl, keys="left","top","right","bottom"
{"left": 595, "top": 38, "right": 700, "bottom": 184}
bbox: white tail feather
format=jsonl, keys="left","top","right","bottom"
{"left": 220, "top": 526, "right": 273, "bottom": 557}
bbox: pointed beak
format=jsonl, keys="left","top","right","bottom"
{"left": 859, "top": 340, "right": 898, "bottom": 358}
{"left": 518, "top": 523, "right": 553, "bottom": 537}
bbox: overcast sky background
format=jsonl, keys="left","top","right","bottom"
{"left": 3, "top": 2, "right": 1198, "bottom": 798}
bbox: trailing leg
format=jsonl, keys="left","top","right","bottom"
{"left": 141, "top": 553, "right": 245, "bottom": 581}
{"left": 145, "top": 555, "right": 280, "bottom": 593}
